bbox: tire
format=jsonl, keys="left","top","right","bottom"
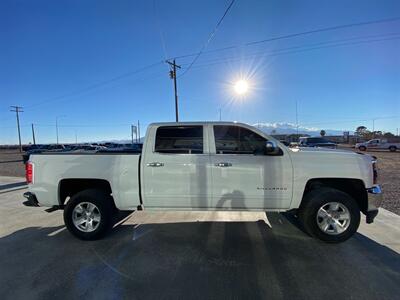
{"left": 358, "top": 146, "right": 366, "bottom": 151}
{"left": 64, "top": 189, "right": 115, "bottom": 240}
{"left": 389, "top": 146, "right": 396, "bottom": 152}
{"left": 298, "top": 187, "right": 360, "bottom": 243}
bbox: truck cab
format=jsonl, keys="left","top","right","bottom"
{"left": 141, "top": 123, "right": 292, "bottom": 210}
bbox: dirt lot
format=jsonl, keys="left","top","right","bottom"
{"left": 371, "top": 151, "right": 400, "bottom": 214}
{"left": 338, "top": 145, "right": 400, "bottom": 215}
{"left": 0, "top": 149, "right": 25, "bottom": 177}
{"left": 0, "top": 147, "right": 399, "bottom": 214}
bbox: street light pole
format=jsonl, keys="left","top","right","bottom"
{"left": 56, "top": 115, "right": 66, "bottom": 144}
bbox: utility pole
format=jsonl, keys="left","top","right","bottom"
{"left": 10, "top": 106, "right": 23, "bottom": 152}
{"left": 56, "top": 118, "right": 59, "bottom": 144}
{"left": 295, "top": 100, "right": 299, "bottom": 137}
{"left": 75, "top": 130, "right": 78, "bottom": 144}
{"left": 56, "top": 115, "right": 66, "bottom": 144}
{"left": 31, "top": 123, "right": 36, "bottom": 145}
{"left": 372, "top": 118, "right": 376, "bottom": 138}
{"left": 219, "top": 108, "right": 222, "bottom": 121}
{"left": 166, "top": 59, "right": 181, "bottom": 122}
{"left": 137, "top": 120, "right": 140, "bottom": 143}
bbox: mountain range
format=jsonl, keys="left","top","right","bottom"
{"left": 253, "top": 122, "right": 348, "bottom": 136}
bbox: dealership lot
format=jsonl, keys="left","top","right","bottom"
{"left": 0, "top": 186, "right": 399, "bottom": 300}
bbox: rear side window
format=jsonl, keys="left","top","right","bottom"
{"left": 214, "top": 125, "right": 266, "bottom": 154}
{"left": 155, "top": 126, "right": 203, "bottom": 154}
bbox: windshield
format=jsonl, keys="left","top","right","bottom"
{"left": 306, "top": 138, "right": 331, "bottom": 143}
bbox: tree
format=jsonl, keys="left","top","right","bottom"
{"left": 372, "top": 131, "right": 382, "bottom": 137}
{"left": 383, "top": 132, "right": 395, "bottom": 138}
{"left": 355, "top": 126, "right": 367, "bottom": 136}
{"left": 320, "top": 130, "right": 326, "bottom": 137}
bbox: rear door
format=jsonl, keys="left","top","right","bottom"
{"left": 142, "top": 125, "right": 211, "bottom": 209}
{"left": 209, "top": 125, "right": 293, "bottom": 210}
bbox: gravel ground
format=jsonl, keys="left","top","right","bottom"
{"left": 368, "top": 150, "right": 400, "bottom": 215}
{"left": 1, "top": 148, "right": 399, "bottom": 214}
{"left": 0, "top": 150, "right": 24, "bottom": 177}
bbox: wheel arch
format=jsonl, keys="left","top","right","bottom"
{"left": 302, "top": 178, "right": 368, "bottom": 213}
{"left": 58, "top": 178, "right": 113, "bottom": 207}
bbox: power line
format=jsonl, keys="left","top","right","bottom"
{"left": 179, "top": 0, "right": 236, "bottom": 77}
{"left": 153, "top": 0, "right": 169, "bottom": 59}
{"left": 16, "top": 16, "right": 400, "bottom": 111}
{"left": 179, "top": 31, "right": 400, "bottom": 66}
{"left": 182, "top": 35, "right": 400, "bottom": 70}
{"left": 24, "top": 61, "right": 164, "bottom": 110}
{"left": 247, "top": 16, "right": 400, "bottom": 46}
{"left": 170, "top": 16, "right": 400, "bottom": 61}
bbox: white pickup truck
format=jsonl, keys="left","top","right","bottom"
{"left": 356, "top": 139, "right": 399, "bottom": 152}
{"left": 24, "top": 122, "right": 382, "bottom": 243}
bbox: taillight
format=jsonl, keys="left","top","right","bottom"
{"left": 26, "top": 162, "right": 34, "bottom": 184}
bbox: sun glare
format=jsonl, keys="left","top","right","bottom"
{"left": 234, "top": 80, "right": 249, "bottom": 95}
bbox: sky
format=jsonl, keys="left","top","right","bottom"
{"left": 0, "top": 0, "right": 399, "bottom": 144}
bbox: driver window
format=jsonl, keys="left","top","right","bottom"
{"left": 214, "top": 125, "right": 266, "bottom": 154}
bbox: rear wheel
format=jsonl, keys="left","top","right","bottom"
{"left": 298, "top": 187, "right": 360, "bottom": 243}
{"left": 64, "top": 189, "right": 115, "bottom": 240}
{"left": 358, "top": 146, "right": 367, "bottom": 151}
{"left": 389, "top": 146, "right": 397, "bottom": 152}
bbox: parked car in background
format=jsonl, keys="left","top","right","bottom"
{"left": 299, "top": 137, "right": 337, "bottom": 149}
{"left": 98, "top": 143, "right": 143, "bottom": 153}
{"left": 68, "top": 144, "right": 107, "bottom": 152}
{"left": 22, "top": 144, "right": 66, "bottom": 163}
{"left": 356, "top": 139, "right": 399, "bottom": 152}
{"left": 22, "top": 144, "right": 45, "bottom": 152}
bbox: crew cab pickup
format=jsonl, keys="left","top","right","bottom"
{"left": 24, "top": 122, "right": 382, "bottom": 243}
{"left": 356, "top": 139, "right": 399, "bottom": 152}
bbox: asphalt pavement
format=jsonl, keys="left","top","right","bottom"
{"left": 0, "top": 180, "right": 399, "bottom": 300}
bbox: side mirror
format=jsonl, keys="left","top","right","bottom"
{"left": 265, "top": 140, "right": 279, "bottom": 154}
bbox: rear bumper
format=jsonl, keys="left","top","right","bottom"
{"left": 365, "top": 185, "right": 383, "bottom": 224}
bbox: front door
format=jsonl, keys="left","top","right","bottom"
{"left": 142, "top": 125, "right": 211, "bottom": 209}
{"left": 210, "top": 125, "right": 293, "bottom": 210}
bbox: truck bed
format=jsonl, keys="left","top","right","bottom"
{"left": 30, "top": 153, "right": 141, "bottom": 210}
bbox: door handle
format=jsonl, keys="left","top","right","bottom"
{"left": 147, "top": 162, "right": 164, "bottom": 167}
{"left": 215, "top": 162, "right": 232, "bottom": 167}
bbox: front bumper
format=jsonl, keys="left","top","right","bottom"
{"left": 365, "top": 185, "right": 383, "bottom": 224}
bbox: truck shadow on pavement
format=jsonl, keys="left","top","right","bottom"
{"left": 0, "top": 212, "right": 399, "bottom": 300}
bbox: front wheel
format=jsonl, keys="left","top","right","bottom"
{"left": 64, "top": 189, "right": 115, "bottom": 240}
{"left": 298, "top": 187, "right": 360, "bottom": 243}
{"left": 389, "top": 146, "right": 397, "bottom": 152}
{"left": 358, "top": 146, "right": 367, "bottom": 151}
